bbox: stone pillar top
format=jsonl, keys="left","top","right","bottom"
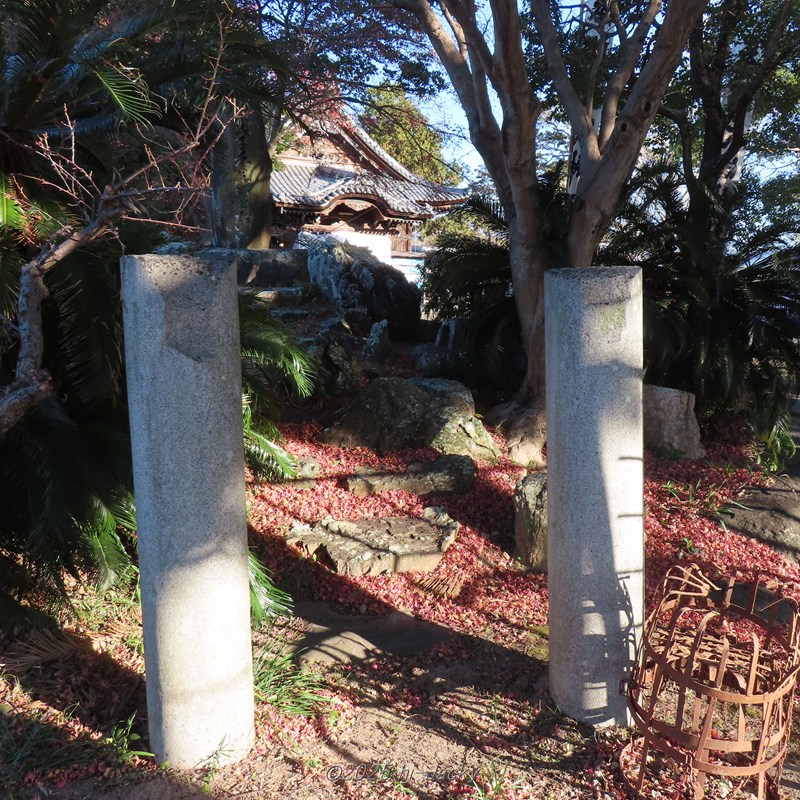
{"left": 546, "top": 266, "right": 639, "bottom": 304}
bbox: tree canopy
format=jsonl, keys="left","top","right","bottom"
{"left": 358, "top": 86, "right": 463, "bottom": 186}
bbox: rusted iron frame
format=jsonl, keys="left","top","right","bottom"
{"left": 625, "top": 564, "right": 800, "bottom": 799}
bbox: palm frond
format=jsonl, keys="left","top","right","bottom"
{"left": 238, "top": 294, "right": 315, "bottom": 402}
{"left": 0, "top": 174, "right": 25, "bottom": 230}
{"left": 248, "top": 551, "right": 292, "bottom": 629}
{"left": 252, "top": 639, "right": 331, "bottom": 716}
{"left": 84, "top": 500, "right": 133, "bottom": 591}
{"left": 46, "top": 254, "right": 124, "bottom": 408}
{"left": 242, "top": 394, "right": 297, "bottom": 480}
{"left": 94, "top": 64, "right": 160, "bottom": 126}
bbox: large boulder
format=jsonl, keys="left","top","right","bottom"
{"left": 208, "top": 247, "right": 309, "bottom": 287}
{"left": 643, "top": 385, "right": 705, "bottom": 459}
{"left": 307, "top": 237, "right": 421, "bottom": 337}
{"left": 514, "top": 473, "right": 548, "bottom": 571}
{"left": 319, "top": 377, "right": 500, "bottom": 462}
{"left": 304, "top": 329, "right": 362, "bottom": 398}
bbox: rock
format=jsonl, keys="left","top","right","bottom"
{"left": 238, "top": 286, "right": 305, "bottom": 308}
{"left": 718, "top": 474, "right": 800, "bottom": 562}
{"left": 286, "top": 507, "right": 459, "bottom": 576}
{"left": 283, "top": 456, "right": 320, "bottom": 490}
{"left": 488, "top": 400, "right": 547, "bottom": 469}
{"left": 205, "top": 247, "right": 308, "bottom": 287}
{"left": 305, "top": 330, "right": 362, "bottom": 398}
{"left": 414, "top": 343, "right": 469, "bottom": 378}
{"left": 643, "top": 385, "right": 705, "bottom": 459}
{"left": 363, "top": 319, "right": 391, "bottom": 362}
{"left": 514, "top": 473, "right": 548, "bottom": 571}
{"left": 435, "top": 317, "right": 469, "bottom": 352}
{"left": 319, "top": 377, "right": 500, "bottom": 462}
{"left": 344, "top": 455, "right": 476, "bottom": 497}
{"left": 414, "top": 343, "right": 450, "bottom": 376}
{"left": 411, "top": 378, "right": 475, "bottom": 417}
{"left": 307, "top": 237, "right": 421, "bottom": 337}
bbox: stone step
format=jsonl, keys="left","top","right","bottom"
{"left": 238, "top": 285, "right": 305, "bottom": 308}
{"left": 269, "top": 306, "right": 316, "bottom": 320}
{"left": 286, "top": 506, "right": 459, "bottom": 577}
{"left": 342, "top": 455, "right": 476, "bottom": 497}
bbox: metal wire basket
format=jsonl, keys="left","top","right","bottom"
{"left": 623, "top": 564, "right": 800, "bottom": 799}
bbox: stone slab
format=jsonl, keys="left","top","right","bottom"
{"left": 719, "top": 474, "right": 800, "bottom": 562}
{"left": 287, "top": 507, "right": 459, "bottom": 576}
{"left": 343, "top": 455, "right": 476, "bottom": 497}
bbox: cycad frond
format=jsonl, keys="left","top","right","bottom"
{"left": 84, "top": 500, "right": 134, "bottom": 591}
{"left": 94, "top": 64, "right": 160, "bottom": 125}
{"left": 238, "top": 293, "right": 315, "bottom": 403}
{"left": 46, "top": 253, "right": 124, "bottom": 409}
{"left": 248, "top": 551, "right": 292, "bottom": 629}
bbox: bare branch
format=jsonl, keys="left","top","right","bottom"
{"left": 659, "top": 105, "right": 697, "bottom": 186}
{"left": 599, "top": 0, "right": 663, "bottom": 149}
{"left": 531, "top": 0, "right": 591, "bottom": 138}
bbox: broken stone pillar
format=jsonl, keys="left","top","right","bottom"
{"left": 545, "top": 267, "right": 644, "bottom": 727}
{"left": 121, "top": 254, "right": 254, "bottom": 767}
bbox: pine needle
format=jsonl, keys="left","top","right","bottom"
{"left": 416, "top": 571, "right": 467, "bottom": 599}
{"left": 1, "top": 628, "right": 84, "bottom": 673}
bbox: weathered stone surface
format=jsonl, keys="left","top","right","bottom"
{"left": 363, "top": 319, "right": 391, "bottom": 362}
{"left": 514, "top": 473, "right": 548, "bottom": 571}
{"left": 719, "top": 474, "right": 800, "bottom": 562}
{"left": 282, "top": 456, "right": 320, "bottom": 490}
{"left": 238, "top": 285, "right": 305, "bottom": 308}
{"left": 286, "top": 507, "right": 459, "bottom": 576}
{"left": 231, "top": 248, "right": 309, "bottom": 287}
{"left": 121, "top": 254, "right": 254, "bottom": 767}
{"left": 344, "top": 455, "right": 476, "bottom": 497}
{"left": 319, "top": 377, "right": 499, "bottom": 462}
{"left": 307, "top": 237, "right": 421, "bottom": 337}
{"left": 411, "top": 378, "right": 475, "bottom": 417}
{"left": 643, "top": 385, "right": 705, "bottom": 459}
{"left": 305, "top": 330, "right": 362, "bottom": 398}
{"left": 545, "top": 266, "right": 644, "bottom": 728}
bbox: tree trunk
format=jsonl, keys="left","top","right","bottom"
{"left": 209, "top": 104, "right": 274, "bottom": 249}
{"left": 209, "top": 122, "right": 239, "bottom": 248}
{"left": 242, "top": 106, "right": 273, "bottom": 250}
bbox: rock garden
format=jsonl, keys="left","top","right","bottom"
{"left": 5, "top": 243, "right": 800, "bottom": 800}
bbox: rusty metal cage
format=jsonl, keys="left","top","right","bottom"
{"left": 623, "top": 564, "right": 800, "bottom": 799}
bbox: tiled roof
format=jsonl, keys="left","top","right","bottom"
{"left": 271, "top": 160, "right": 466, "bottom": 219}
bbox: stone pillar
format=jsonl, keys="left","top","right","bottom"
{"left": 121, "top": 254, "right": 254, "bottom": 767}
{"left": 545, "top": 267, "right": 643, "bottom": 727}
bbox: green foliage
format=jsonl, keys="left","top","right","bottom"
{"left": 753, "top": 417, "right": 798, "bottom": 474}
{"left": 421, "top": 195, "right": 511, "bottom": 318}
{"left": 252, "top": 639, "right": 331, "bottom": 717}
{"left": 423, "top": 161, "right": 800, "bottom": 426}
{"left": 0, "top": 0, "right": 311, "bottom": 624}
{"left": 598, "top": 162, "right": 800, "bottom": 430}
{"left": 102, "top": 713, "right": 154, "bottom": 762}
{"left": 358, "top": 86, "right": 463, "bottom": 186}
{"left": 239, "top": 292, "right": 314, "bottom": 480}
{"left": 248, "top": 550, "right": 293, "bottom": 629}
{"left": 239, "top": 292, "right": 315, "bottom": 416}
{"left": 0, "top": 292, "right": 314, "bottom": 625}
